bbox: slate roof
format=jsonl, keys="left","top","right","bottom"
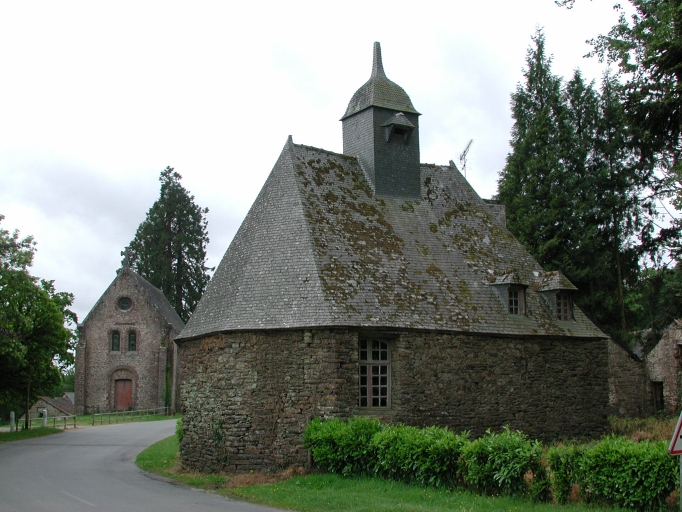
{"left": 38, "top": 396, "right": 74, "bottom": 416}
{"left": 178, "top": 138, "right": 605, "bottom": 341}
{"left": 81, "top": 268, "right": 184, "bottom": 332}
{"left": 341, "top": 42, "right": 419, "bottom": 120}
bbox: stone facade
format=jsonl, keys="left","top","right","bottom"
{"left": 74, "top": 267, "right": 184, "bottom": 414}
{"left": 608, "top": 339, "right": 648, "bottom": 417}
{"left": 178, "top": 329, "right": 608, "bottom": 472}
{"left": 643, "top": 322, "right": 682, "bottom": 414}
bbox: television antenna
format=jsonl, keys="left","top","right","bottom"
{"left": 459, "top": 139, "right": 473, "bottom": 177}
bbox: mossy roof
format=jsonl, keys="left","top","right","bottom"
{"left": 341, "top": 42, "right": 419, "bottom": 120}
{"left": 178, "top": 138, "right": 605, "bottom": 341}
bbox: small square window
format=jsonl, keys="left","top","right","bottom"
{"left": 111, "top": 331, "right": 120, "bottom": 351}
{"left": 359, "top": 339, "right": 390, "bottom": 408}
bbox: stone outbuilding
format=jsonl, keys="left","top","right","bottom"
{"left": 175, "top": 42, "right": 609, "bottom": 473}
{"left": 74, "top": 263, "right": 184, "bottom": 414}
{"left": 21, "top": 393, "right": 75, "bottom": 421}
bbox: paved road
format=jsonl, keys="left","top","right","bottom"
{"left": 0, "top": 420, "right": 284, "bottom": 512}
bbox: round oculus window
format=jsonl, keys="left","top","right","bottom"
{"left": 118, "top": 297, "right": 132, "bottom": 310}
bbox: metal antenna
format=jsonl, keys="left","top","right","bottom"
{"left": 459, "top": 139, "right": 473, "bottom": 177}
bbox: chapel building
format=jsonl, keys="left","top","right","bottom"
{"left": 175, "top": 42, "right": 609, "bottom": 473}
{"left": 74, "top": 261, "right": 184, "bottom": 414}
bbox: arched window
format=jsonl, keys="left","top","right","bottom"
{"left": 128, "top": 331, "right": 137, "bottom": 351}
{"left": 111, "top": 331, "right": 120, "bottom": 351}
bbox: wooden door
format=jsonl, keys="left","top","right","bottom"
{"left": 114, "top": 379, "right": 133, "bottom": 409}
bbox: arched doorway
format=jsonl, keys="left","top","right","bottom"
{"left": 114, "top": 379, "right": 133, "bottom": 409}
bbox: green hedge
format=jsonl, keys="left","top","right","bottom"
{"left": 579, "top": 436, "right": 677, "bottom": 510}
{"left": 303, "top": 417, "right": 382, "bottom": 476}
{"left": 303, "top": 418, "right": 678, "bottom": 509}
{"left": 372, "top": 424, "right": 468, "bottom": 488}
{"left": 461, "top": 427, "right": 549, "bottom": 500}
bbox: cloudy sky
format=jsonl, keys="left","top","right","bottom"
{"left": 0, "top": 0, "right": 627, "bottom": 321}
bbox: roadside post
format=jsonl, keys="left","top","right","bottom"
{"left": 41, "top": 410, "right": 47, "bottom": 428}
{"left": 668, "top": 411, "right": 682, "bottom": 511}
{"left": 9, "top": 412, "right": 15, "bottom": 432}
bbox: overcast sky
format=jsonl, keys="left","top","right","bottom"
{"left": 0, "top": 0, "right": 628, "bottom": 321}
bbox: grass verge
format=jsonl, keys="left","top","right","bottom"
{"left": 136, "top": 436, "right": 618, "bottom": 512}
{"left": 0, "top": 427, "right": 63, "bottom": 444}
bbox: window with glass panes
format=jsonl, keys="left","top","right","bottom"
{"left": 111, "top": 331, "right": 120, "bottom": 351}
{"left": 556, "top": 292, "right": 572, "bottom": 320}
{"left": 128, "top": 331, "right": 137, "bottom": 351}
{"left": 359, "top": 339, "right": 390, "bottom": 407}
{"left": 508, "top": 288, "right": 521, "bottom": 314}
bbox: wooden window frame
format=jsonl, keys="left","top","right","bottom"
{"left": 508, "top": 286, "right": 525, "bottom": 315}
{"left": 359, "top": 338, "right": 390, "bottom": 408}
{"left": 556, "top": 292, "right": 573, "bottom": 320}
{"left": 111, "top": 330, "right": 120, "bottom": 351}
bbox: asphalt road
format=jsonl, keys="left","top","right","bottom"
{"left": 0, "top": 420, "right": 284, "bottom": 512}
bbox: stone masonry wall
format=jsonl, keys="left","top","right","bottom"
{"left": 178, "top": 328, "right": 609, "bottom": 473}
{"left": 75, "top": 271, "right": 174, "bottom": 414}
{"left": 645, "top": 323, "right": 682, "bottom": 413}
{"left": 608, "top": 339, "right": 648, "bottom": 417}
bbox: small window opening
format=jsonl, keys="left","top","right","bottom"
{"left": 652, "top": 381, "right": 664, "bottom": 413}
{"left": 508, "top": 287, "right": 524, "bottom": 314}
{"left": 128, "top": 331, "right": 137, "bottom": 351}
{"left": 111, "top": 331, "right": 120, "bottom": 351}
{"left": 556, "top": 292, "right": 572, "bottom": 320}
{"left": 359, "top": 339, "right": 390, "bottom": 407}
{"left": 119, "top": 297, "right": 131, "bottom": 310}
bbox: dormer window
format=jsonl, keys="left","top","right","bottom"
{"left": 534, "top": 271, "right": 578, "bottom": 322}
{"left": 382, "top": 112, "right": 415, "bottom": 144}
{"left": 489, "top": 272, "right": 527, "bottom": 315}
{"left": 556, "top": 292, "right": 572, "bottom": 320}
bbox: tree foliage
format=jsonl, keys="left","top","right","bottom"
{"left": 0, "top": 215, "right": 76, "bottom": 414}
{"left": 497, "top": 31, "right": 659, "bottom": 340}
{"left": 127, "top": 167, "right": 211, "bottom": 322}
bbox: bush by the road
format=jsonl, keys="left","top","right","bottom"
{"left": 303, "top": 418, "right": 678, "bottom": 509}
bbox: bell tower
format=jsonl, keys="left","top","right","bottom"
{"left": 341, "top": 42, "right": 421, "bottom": 198}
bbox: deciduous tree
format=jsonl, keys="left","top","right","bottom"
{"left": 0, "top": 216, "right": 75, "bottom": 420}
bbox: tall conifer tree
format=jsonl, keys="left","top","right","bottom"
{"left": 498, "top": 33, "right": 660, "bottom": 340}
{"left": 497, "top": 30, "right": 567, "bottom": 267}
{"left": 126, "top": 167, "right": 211, "bottom": 322}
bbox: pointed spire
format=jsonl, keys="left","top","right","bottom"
{"left": 371, "top": 41, "right": 386, "bottom": 78}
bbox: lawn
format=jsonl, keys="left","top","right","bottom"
{"left": 0, "top": 427, "right": 63, "bottom": 444}
{"left": 136, "top": 435, "right": 621, "bottom": 512}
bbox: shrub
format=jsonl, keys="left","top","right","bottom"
{"left": 578, "top": 436, "right": 677, "bottom": 510}
{"left": 547, "top": 444, "right": 582, "bottom": 504}
{"left": 461, "top": 426, "right": 548, "bottom": 500}
{"left": 372, "top": 424, "right": 468, "bottom": 488}
{"left": 176, "top": 418, "right": 183, "bottom": 442}
{"left": 303, "top": 417, "right": 382, "bottom": 476}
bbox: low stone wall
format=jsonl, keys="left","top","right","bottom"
{"left": 178, "top": 329, "right": 609, "bottom": 473}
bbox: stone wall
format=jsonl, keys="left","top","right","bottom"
{"left": 644, "top": 323, "right": 682, "bottom": 413}
{"left": 607, "top": 339, "right": 648, "bottom": 417}
{"left": 178, "top": 328, "right": 609, "bottom": 473}
{"left": 74, "top": 271, "right": 176, "bottom": 414}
